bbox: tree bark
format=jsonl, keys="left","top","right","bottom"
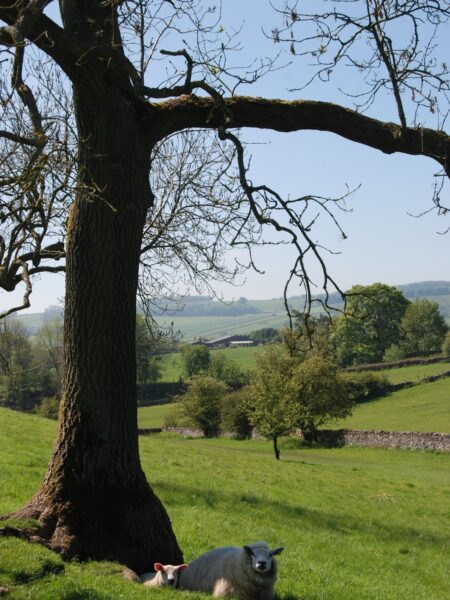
{"left": 8, "top": 80, "right": 182, "bottom": 571}
{"left": 273, "top": 435, "right": 280, "bottom": 460}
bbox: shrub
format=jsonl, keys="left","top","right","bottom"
{"left": 208, "top": 353, "right": 250, "bottom": 390}
{"left": 342, "top": 371, "right": 390, "bottom": 404}
{"left": 178, "top": 375, "right": 229, "bottom": 437}
{"left": 221, "top": 388, "right": 253, "bottom": 439}
{"left": 383, "top": 344, "right": 406, "bottom": 362}
{"left": 35, "top": 397, "right": 60, "bottom": 420}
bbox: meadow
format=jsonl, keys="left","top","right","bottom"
{"left": 366, "top": 360, "right": 450, "bottom": 385}
{"left": 334, "top": 377, "right": 450, "bottom": 433}
{"left": 157, "top": 346, "right": 267, "bottom": 382}
{"left": 1, "top": 407, "right": 450, "bottom": 599}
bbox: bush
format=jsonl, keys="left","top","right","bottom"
{"left": 342, "top": 371, "right": 390, "bottom": 404}
{"left": 383, "top": 344, "right": 406, "bottom": 362}
{"left": 221, "top": 388, "right": 253, "bottom": 439}
{"left": 35, "top": 396, "right": 60, "bottom": 420}
{"left": 178, "top": 375, "right": 229, "bottom": 437}
{"left": 208, "top": 353, "right": 250, "bottom": 390}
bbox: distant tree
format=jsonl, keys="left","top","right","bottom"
{"left": 208, "top": 353, "right": 250, "bottom": 390}
{"left": 333, "top": 284, "right": 410, "bottom": 365}
{"left": 220, "top": 387, "right": 253, "bottom": 440}
{"left": 180, "top": 344, "right": 211, "bottom": 379}
{"left": 179, "top": 375, "right": 229, "bottom": 437}
{"left": 443, "top": 332, "right": 450, "bottom": 357}
{"left": 248, "top": 346, "right": 297, "bottom": 460}
{"left": 400, "top": 299, "right": 448, "bottom": 356}
{"left": 34, "top": 320, "right": 63, "bottom": 371}
{"left": 249, "top": 328, "right": 280, "bottom": 345}
{"left": 282, "top": 313, "right": 334, "bottom": 359}
{"left": 0, "top": 319, "right": 34, "bottom": 409}
{"left": 136, "top": 315, "right": 162, "bottom": 386}
{"left": 291, "top": 356, "right": 353, "bottom": 441}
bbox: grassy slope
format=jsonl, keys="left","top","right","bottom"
{"left": 368, "top": 361, "right": 450, "bottom": 384}
{"left": 335, "top": 377, "right": 450, "bottom": 433}
{"left": 157, "top": 346, "right": 266, "bottom": 382}
{"left": 1, "top": 408, "right": 450, "bottom": 599}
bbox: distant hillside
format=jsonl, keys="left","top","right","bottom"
{"left": 10, "top": 280, "right": 450, "bottom": 339}
{"left": 146, "top": 295, "right": 261, "bottom": 317}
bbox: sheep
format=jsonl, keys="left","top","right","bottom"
{"left": 140, "top": 562, "right": 188, "bottom": 587}
{"left": 178, "top": 541, "right": 284, "bottom": 600}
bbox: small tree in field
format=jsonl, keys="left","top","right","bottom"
{"left": 400, "top": 299, "right": 448, "bottom": 356}
{"left": 179, "top": 375, "right": 229, "bottom": 437}
{"left": 248, "top": 347, "right": 297, "bottom": 460}
{"left": 180, "top": 345, "right": 211, "bottom": 379}
{"left": 291, "top": 356, "right": 353, "bottom": 441}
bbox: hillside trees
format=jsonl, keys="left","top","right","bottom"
{"left": 0, "top": 0, "right": 449, "bottom": 569}
{"left": 400, "top": 299, "right": 448, "bottom": 355}
{"left": 333, "top": 284, "right": 410, "bottom": 365}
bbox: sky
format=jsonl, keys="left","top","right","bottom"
{"left": 1, "top": 0, "right": 449, "bottom": 314}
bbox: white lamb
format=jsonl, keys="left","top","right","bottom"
{"left": 140, "top": 562, "right": 188, "bottom": 587}
{"left": 178, "top": 541, "right": 284, "bottom": 600}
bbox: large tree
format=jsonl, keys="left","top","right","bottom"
{"left": 1, "top": 0, "right": 449, "bottom": 570}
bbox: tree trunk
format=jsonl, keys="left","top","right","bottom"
{"left": 273, "top": 435, "right": 280, "bottom": 460}
{"left": 8, "top": 82, "right": 183, "bottom": 571}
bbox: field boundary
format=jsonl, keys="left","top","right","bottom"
{"left": 138, "top": 427, "right": 450, "bottom": 451}
{"left": 312, "top": 429, "right": 450, "bottom": 451}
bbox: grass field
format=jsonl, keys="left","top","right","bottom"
{"left": 1, "top": 407, "right": 450, "bottom": 599}
{"left": 335, "top": 377, "right": 450, "bottom": 433}
{"left": 367, "top": 361, "right": 450, "bottom": 384}
{"left": 138, "top": 403, "right": 177, "bottom": 428}
{"left": 157, "top": 346, "right": 266, "bottom": 382}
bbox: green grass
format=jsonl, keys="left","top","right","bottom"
{"left": 157, "top": 346, "right": 266, "bottom": 382}
{"left": 138, "top": 403, "right": 177, "bottom": 428}
{"left": 335, "top": 377, "right": 450, "bottom": 432}
{"left": 369, "top": 361, "right": 450, "bottom": 384}
{"left": 1, "top": 407, "right": 450, "bottom": 599}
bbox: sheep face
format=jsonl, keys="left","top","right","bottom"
{"left": 154, "top": 563, "right": 188, "bottom": 586}
{"left": 243, "top": 544, "right": 284, "bottom": 575}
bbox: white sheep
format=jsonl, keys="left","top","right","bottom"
{"left": 178, "top": 541, "right": 284, "bottom": 600}
{"left": 140, "top": 562, "right": 188, "bottom": 587}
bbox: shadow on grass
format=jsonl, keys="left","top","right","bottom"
{"left": 154, "top": 479, "right": 449, "bottom": 549}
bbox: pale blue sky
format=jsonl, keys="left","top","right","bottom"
{"left": 1, "top": 0, "right": 449, "bottom": 314}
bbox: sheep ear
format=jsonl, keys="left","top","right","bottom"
{"left": 243, "top": 545, "right": 252, "bottom": 556}
{"left": 270, "top": 547, "right": 284, "bottom": 556}
{"left": 154, "top": 563, "right": 164, "bottom": 572}
{"left": 177, "top": 564, "right": 188, "bottom": 572}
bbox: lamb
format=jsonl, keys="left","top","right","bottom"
{"left": 178, "top": 541, "right": 284, "bottom": 600}
{"left": 140, "top": 562, "right": 188, "bottom": 587}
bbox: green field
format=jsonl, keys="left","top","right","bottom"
{"left": 366, "top": 361, "right": 450, "bottom": 384}
{"left": 1, "top": 407, "right": 450, "bottom": 599}
{"left": 157, "top": 346, "right": 266, "bottom": 382}
{"left": 335, "top": 377, "right": 450, "bottom": 433}
{"left": 157, "top": 313, "right": 290, "bottom": 342}
{"left": 138, "top": 403, "right": 177, "bottom": 428}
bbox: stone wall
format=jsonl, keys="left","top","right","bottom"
{"left": 312, "top": 429, "right": 450, "bottom": 451}
{"left": 138, "top": 426, "right": 450, "bottom": 451}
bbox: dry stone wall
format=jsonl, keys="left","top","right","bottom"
{"left": 138, "top": 426, "right": 450, "bottom": 451}
{"left": 311, "top": 429, "right": 450, "bottom": 451}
